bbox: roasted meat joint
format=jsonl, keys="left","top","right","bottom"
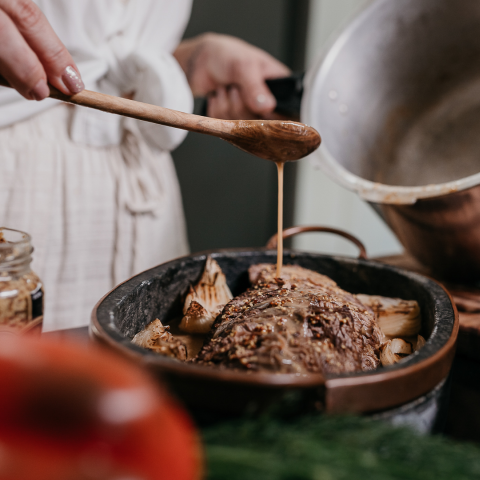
{"left": 196, "top": 264, "right": 383, "bottom": 374}
{"left": 133, "top": 258, "right": 424, "bottom": 376}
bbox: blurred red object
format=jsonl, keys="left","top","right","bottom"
{"left": 0, "top": 335, "right": 202, "bottom": 480}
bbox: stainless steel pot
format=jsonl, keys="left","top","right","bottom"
{"left": 301, "top": 0, "right": 480, "bottom": 281}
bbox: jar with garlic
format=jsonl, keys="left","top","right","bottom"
{"left": 0, "top": 228, "right": 43, "bottom": 335}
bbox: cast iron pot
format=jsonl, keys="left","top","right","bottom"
{"left": 91, "top": 227, "right": 458, "bottom": 423}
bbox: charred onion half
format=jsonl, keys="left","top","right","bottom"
{"left": 179, "top": 257, "right": 233, "bottom": 334}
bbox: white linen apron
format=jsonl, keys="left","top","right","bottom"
{"left": 0, "top": 0, "right": 194, "bottom": 331}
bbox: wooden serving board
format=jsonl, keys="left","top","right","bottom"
{"left": 376, "top": 254, "right": 480, "bottom": 363}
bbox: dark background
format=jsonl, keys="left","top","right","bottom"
{"left": 172, "top": 0, "right": 310, "bottom": 252}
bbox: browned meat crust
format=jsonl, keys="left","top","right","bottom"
{"left": 194, "top": 264, "right": 383, "bottom": 375}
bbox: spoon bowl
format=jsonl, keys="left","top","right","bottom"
{"left": 227, "top": 119, "right": 321, "bottom": 162}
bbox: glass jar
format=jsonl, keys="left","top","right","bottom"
{"left": 0, "top": 228, "right": 43, "bottom": 335}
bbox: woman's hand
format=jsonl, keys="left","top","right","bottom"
{"left": 0, "top": 0, "right": 84, "bottom": 100}
{"left": 174, "top": 33, "right": 290, "bottom": 120}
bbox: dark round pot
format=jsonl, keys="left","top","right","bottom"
{"left": 91, "top": 247, "right": 458, "bottom": 426}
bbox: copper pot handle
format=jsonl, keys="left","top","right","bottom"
{"left": 266, "top": 226, "right": 368, "bottom": 260}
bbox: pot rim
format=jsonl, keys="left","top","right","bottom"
{"left": 301, "top": 0, "right": 480, "bottom": 205}
{"left": 91, "top": 248, "right": 458, "bottom": 412}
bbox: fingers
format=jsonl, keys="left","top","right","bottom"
{"left": 0, "top": 8, "right": 48, "bottom": 100}
{"left": 234, "top": 62, "right": 277, "bottom": 115}
{"left": 0, "top": 0, "right": 84, "bottom": 97}
{"left": 228, "top": 86, "right": 256, "bottom": 119}
{"left": 207, "top": 87, "right": 228, "bottom": 119}
{"left": 235, "top": 56, "right": 291, "bottom": 116}
{"left": 207, "top": 86, "right": 258, "bottom": 120}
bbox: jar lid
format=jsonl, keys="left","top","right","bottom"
{"left": 0, "top": 227, "right": 33, "bottom": 264}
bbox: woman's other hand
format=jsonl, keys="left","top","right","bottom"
{"left": 174, "top": 33, "right": 290, "bottom": 120}
{"left": 0, "top": 0, "right": 84, "bottom": 100}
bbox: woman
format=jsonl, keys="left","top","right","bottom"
{"left": 0, "top": 0, "right": 289, "bottom": 331}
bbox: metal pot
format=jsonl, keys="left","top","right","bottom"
{"left": 301, "top": 0, "right": 480, "bottom": 281}
{"left": 91, "top": 228, "right": 458, "bottom": 431}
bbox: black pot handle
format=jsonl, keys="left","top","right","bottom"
{"left": 266, "top": 226, "right": 368, "bottom": 260}
{"left": 265, "top": 72, "right": 304, "bottom": 119}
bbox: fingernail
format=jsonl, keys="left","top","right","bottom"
{"left": 62, "top": 66, "right": 84, "bottom": 93}
{"left": 30, "top": 79, "right": 50, "bottom": 101}
{"left": 256, "top": 93, "right": 275, "bottom": 109}
{"left": 257, "top": 94, "right": 267, "bottom": 104}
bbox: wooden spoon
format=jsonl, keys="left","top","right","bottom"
{"left": 0, "top": 78, "right": 321, "bottom": 162}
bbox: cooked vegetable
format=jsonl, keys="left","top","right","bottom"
{"left": 132, "top": 318, "right": 187, "bottom": 360}
{"left": 179, "top": 256, "right": 233, "bottom": 334}
{"left": 390, "top": 338, "right": 413, "bottom": 355}
{"left": 380, "top": 339, "right": 402, "bottom": 366}
{"left": 414, "top": 334, "right": 426, "bottom": 352}
{"left": 379, "top": 335, "right": 427, "bottom": 366}
{"left": 379, "top": 338, "right": 414, "bottom": 366}
{"left": 379, "top": 340, "right": 400, "bottom": 366}
{"left": 356, "top": 294, "right": 421, "bottom": 338}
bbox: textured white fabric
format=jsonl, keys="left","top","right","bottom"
{"left": 0, "top": 105, "right": 189, "bottom": 331}
{"left": 0, "top": 1, "right": 194, "bottom": 331}
{"left": 0, "top": 0, "right": 194, "bottom": 149}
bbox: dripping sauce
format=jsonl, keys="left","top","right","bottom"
{"left": 276, "top": 161, "right": 284, "bottom": 278}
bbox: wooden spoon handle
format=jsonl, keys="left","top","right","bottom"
{"left": 0, "top": 76, "right": 232, "bottom": 138}
{"left": 48, "top": 86, "right": 232, "bottom": 138}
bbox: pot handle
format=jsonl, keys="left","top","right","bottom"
{"left": 266, "top": 226, "right": 368, "bottom": 260}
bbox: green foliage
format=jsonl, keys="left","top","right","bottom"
{"left": 203, "top": 416, "right": 480, "bottom": 480}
